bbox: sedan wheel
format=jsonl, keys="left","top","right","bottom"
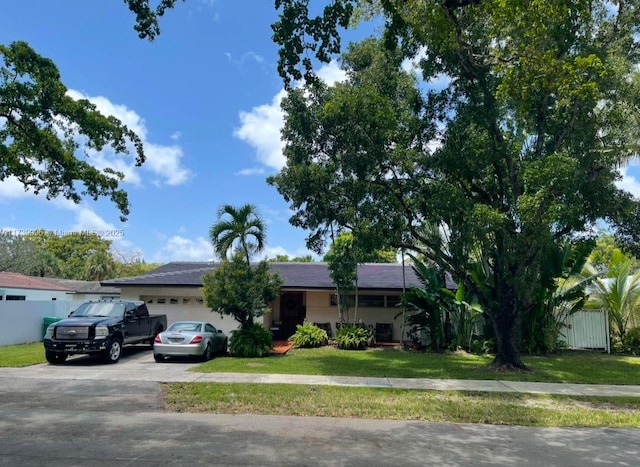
{"left": 202, "top": 343, "right": 213, "bottom": 361}
{"left": 154, "top": 353, "right": 164, "bottom": 363}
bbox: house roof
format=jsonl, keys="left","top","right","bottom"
{"left": 0, "top": 272, "right": 73, "bottom": 292}
{"left": 101, "top": 262, "right": 457, "bottom": 291}
{"left": 37, "top": 277, "right": 120, "bottom": 295}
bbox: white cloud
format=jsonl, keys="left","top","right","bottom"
{"left": 153, "top": 235, "right": 214, "bottom": 262}
{"left": 171, "top": 131, "right": 182, "bottom": 141}
{"left": 225, "top": 51, "right": 265, "bottom": 67}
{"left": 66, "top": 90, "right": 192, "bottom": 187}
{"left": 257, "top": 245, "right": 320, "bottom": 262}
{"left": 316, "top": 61, "right": 347, "bottom": 85}
{"left": 617, "top": 165, "right": 640, "bottom": 198}
{"left": 0, "top": 177, "right": 34, "bottom": 201}
{"left": 236, "top": 167, "right": 266, "bottom": 176}
{"left": 234, "top": 89, "right": 288, "bottom": 170}
{"left": 234, "top": 62, "right": 346, "bottom": 172}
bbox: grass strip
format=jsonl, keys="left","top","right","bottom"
{"left": 196, "top": 347, "right": 640, "bottom": 385}
{"left": 164, "top": 382, "right": 640, "bottom": 427}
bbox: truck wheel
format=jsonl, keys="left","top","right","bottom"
{"left": 45, "top": 350, "right": 67, "bottom": 365}
{"left": 103, "top": 338, "right": 122, "bottom": 364}
{"left": 150, "top": 327, "right": 163, "bottom": 350}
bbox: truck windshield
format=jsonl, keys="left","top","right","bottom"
{"left": 72, "top": 302, "right": 125, "bottom": 318}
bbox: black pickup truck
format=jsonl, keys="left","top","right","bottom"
{"left": 43, "top": 300, "right": 167, "bottom": 364}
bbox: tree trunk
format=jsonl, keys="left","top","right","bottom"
{"left": 488, "top": 291, "right": 529, "bottom": 371}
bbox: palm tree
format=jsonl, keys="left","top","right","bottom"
{"left": 585, "top": 260, "right": 640, "bottom": 341}
{"left": 209, "top": 204, "right": 266, "bottom": 264}
{"left": 85, "top": 250, "right": 116, "bottom": 281}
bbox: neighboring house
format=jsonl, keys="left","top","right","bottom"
{"left": 0, "top": 272, "right": 74, "bottom": 301}
{"left": 38, "top": 277, "right": 120, "bottom": 304}
{"left": 102, "top": 262, "right": 453, "bottom": 341}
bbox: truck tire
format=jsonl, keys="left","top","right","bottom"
{"left": 45, "top": 350, "right": 68, "bottom": 365}
{"left": 150, "top": 326, "right": 163, "bottom": 350}
{"left": 103, "top": 338, "right": 122, "bottom": 364}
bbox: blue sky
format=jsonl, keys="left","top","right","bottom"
{"left": 0, "top": 0, "right": 354, "bottom": 263}
{"left": 2, "top": 1, "right": 640, "bottom": 265}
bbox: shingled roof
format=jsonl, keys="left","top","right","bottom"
{"left": 0, "top": 272, "right": 73, "bottom": 292}
{"left": 101, "top": 262, "right": 457, "bottom": 291}
{"left": 37, "top": 277, "right": 120, "bottom": 295}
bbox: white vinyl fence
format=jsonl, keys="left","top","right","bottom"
{"left": 561, "top": 309, "right": 610, "bottom": 353}
{"left": 0, "top": 300, "right": 85, "bottom": 346}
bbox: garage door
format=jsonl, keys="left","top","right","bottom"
{"left": 143, "top": 296, "right": 240, "bottom": 336}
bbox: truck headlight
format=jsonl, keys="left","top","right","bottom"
{"left": 44, "top": 325, "right": 54, "bottom": 339}
{"left": 95, "top": 326, "right": 109, "bottom": 338}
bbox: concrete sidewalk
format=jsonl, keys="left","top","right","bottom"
{"left": 2, "top": 359, "right": 640, "bottom": 397}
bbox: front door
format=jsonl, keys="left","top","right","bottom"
{"left": 280, "top": 292, "right": 305, "bottom": 340}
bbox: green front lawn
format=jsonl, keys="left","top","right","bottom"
{"left": 0, "top": 342, "right": 45, "bottom": 367}
{"left": 197, "top": 346, "right": 640, "bottom": 385}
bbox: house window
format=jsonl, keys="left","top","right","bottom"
{"left": 386, "top": 295, "right": 401, "bottom": 307}
{"left": 358, "top": 295, "right": 385, "bottom": 307}
{"left": 156, "top": 298, "right": 166, "bottom": 304}
{"left": 5, "top": 295, "right": 26, "bottom": 301}
{"left": 169, "top": 298, "right": 178, "bottom": 304}
{"left": 330, "top": 293, "right": 400, "bottom": 308}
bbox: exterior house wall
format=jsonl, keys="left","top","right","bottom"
{"left": 0, "top": 287, "right": 71, "bottom": 301}
{"left": 119, "top": 286, "right": 240, "bottom": 336}
{"left": 302, "top": 290, "right": 405, "bottom": 340}
{"left": 70, "top": 292, "right": 120, "bottom": 302}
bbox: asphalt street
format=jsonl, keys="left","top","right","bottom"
{"left": 1, "top": 347, "right": 639, "bottom": 466}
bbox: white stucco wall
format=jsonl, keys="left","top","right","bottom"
{"left": 0, "top": 287, "right": 72, "bottom": 302}
{"left": 117, "top": 286, "right": 240, "bottom": 336}
{"left": 303, "top": 290, "right": 404, "bottom": 340}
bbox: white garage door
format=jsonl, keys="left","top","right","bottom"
{"left": 143, "top": 296, "right": 240, "bottom": 336}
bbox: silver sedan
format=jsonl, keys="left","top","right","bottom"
{"left": 153, "top": 321, "right": 227, "bottom": 362}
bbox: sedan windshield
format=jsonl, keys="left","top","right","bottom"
{"left": 72, "top": 302, "right": 125, "bottom": 318}
{"left": 168, "top": 322, "right": 202, "bottom": 332}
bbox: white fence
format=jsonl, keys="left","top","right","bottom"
{"left": 561, "top": 309, "right": 610, "bottom": 353}
{"left": 0, "top": 301, "right": 612, "bottom": 352}
{"left": 0, "top": 300, "right": 84, "bottom": 346}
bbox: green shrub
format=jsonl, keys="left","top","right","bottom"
{"left": 335, "top": 325, "right": 369, "bottom": 350}
{"left": 229, "top": 323, "right": 273, "bottom": 357}
{"left": 622, "top": 327, "right": 640, "bottom": 355}
{"left": 290, "top": 321, "right": 328, "bottom": 348}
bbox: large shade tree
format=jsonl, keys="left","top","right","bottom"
{"left": 270, "top": 1, "right": 640, "bottom": 369}
{"left": 0, "top": 42, "right": 144, "bottom": 221}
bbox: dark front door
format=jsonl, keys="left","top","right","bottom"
{"left": 280, "top": 292, "right": 305, "bottom": 340}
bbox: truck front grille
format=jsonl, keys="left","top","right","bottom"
{"left": 55, "top": 326, "right": 90, "bottom": 340}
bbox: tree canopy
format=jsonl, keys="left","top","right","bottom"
{"left": 204, "top": 204, "right": 282, "bottom": 331}
{"left": 209, "top": 204, "right": 267, "bottom": 265}
{"left": 0, "top": 41, "right": 145, "bottom": 221}
{"left": 270, "top": 1, "right": 640, "bottom": 369}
